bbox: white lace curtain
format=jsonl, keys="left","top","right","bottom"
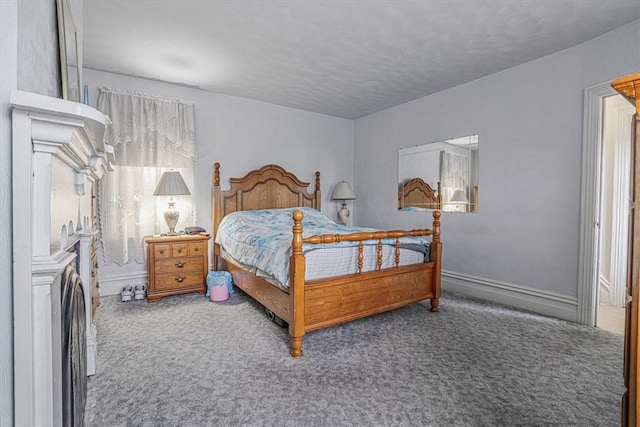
{"left": 97, "top": 88, "right": 197, "bottom": 265}
{"left": 440, "top": 149, "right": 469, "bottom": 211}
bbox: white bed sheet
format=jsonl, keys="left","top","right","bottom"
{"left": 221, "top": 244, "right": 425, "bottom": 290}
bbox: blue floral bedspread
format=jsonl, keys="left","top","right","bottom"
{"left": 215, "top": 207, "right": 431, "bottom": 287}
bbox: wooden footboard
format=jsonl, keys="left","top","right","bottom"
{"left": 288, "top": 209, "right": 441, "bottom": 357}
{"left": 304, "top": 263, "right": 437, "bottom": 330}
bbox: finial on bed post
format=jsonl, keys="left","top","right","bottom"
{"left": 292, "top": 210, "right": 303, "bottom": 255}
{"left": 214, "top": 163, "right": 220, "bottom": 187}
{"left": 290, "top": 210, "right": 306, "bottom": 357}
{"left": 432, "top": 210, "right": 441, "bottom": 243}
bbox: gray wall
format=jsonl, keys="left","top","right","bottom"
{"left": 83, "top": 69, "right": 355, "bottom": 281}
{"left": 353, "top": 20, "right": 640, "bottom": 301}
{"left": 1, "top": 0, "right": 65, "bottom": 424}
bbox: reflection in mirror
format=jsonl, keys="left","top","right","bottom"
{"left": 398, "top": 135, "right": 479, "bottom": 212}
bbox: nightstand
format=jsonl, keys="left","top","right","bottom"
{"left": 144, "top": 234, "right": 211, "bottom": 302}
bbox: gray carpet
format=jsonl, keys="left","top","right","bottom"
{"left": 85, "top": 290, "right": 624, "bottom": 426}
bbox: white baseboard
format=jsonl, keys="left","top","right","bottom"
{"left": 442, "top": 271, "right": 578, "bottom": 322}
{"left": 98, "top": 272, "right": 148, "bottom": 296}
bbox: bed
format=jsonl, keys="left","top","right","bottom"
{"left": 212, "top": 163, "right": 442, "bottom": 357}
{"left": 399, "top": 177, "right": 441, "bottom": 210}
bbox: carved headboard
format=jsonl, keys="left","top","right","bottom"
{"left": 399, "top": 178, "right": 441, "bottom": 210}
{"left": 212, "top": 163, "right": 321, "bottom": 243}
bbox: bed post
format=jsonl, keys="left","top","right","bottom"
{"left": 289, "top": 210, "right": 306, "bottom": 357}
{"left": 314, "top": 171, "right": 321, "bottom": 210}
{"left": 212, "top": 162, "right": 221, "bottom": 271}
{"left": 430, "top": 210, "right": 442, "bottom": 312}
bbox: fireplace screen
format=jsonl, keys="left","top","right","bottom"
{"left": 61, "top": 264, "right": 87, "bottom": 427}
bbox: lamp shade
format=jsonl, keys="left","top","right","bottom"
{"left": 331, "top": 181, "right": 356, "bottom": 201}
{"left": 450, "top": 189, "right": 468, "bottom": 203}
{"left": 153, "top": 171, "right": 191, "bottom": 196}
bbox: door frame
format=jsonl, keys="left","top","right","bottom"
{"left": 578, "top": 82, "right": 617, "bottom": 325}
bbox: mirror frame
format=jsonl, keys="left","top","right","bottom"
{"left": 57, "top": 0, "right": 81, "bottom": 102}
{"left": 398, "top": 134, "right": 479, "bottom": 213}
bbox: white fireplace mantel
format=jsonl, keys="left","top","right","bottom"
{"left": 12, "top": 90, "right": 113, "bottom": 426}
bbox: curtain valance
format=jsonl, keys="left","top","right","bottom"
{"left": 98, "top": 87, "right": 197, "bottom": 167}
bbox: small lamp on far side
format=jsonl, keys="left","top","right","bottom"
{"left": 449, "top": 189, "right": 468, "bottom": 212}
{"left": 153, "top": 170, "right": 191, "bottom": 235}
{"left": 331, "top": 181, "right": 356, "bottom": 225}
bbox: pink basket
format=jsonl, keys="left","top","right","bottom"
{"left": 210, "top": 284, "right": 229, "bottom": 302}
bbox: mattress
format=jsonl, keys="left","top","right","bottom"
{"left": 216, "top": 207, "right": 430, "bottom": 289}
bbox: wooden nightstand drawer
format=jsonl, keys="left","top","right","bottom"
{"left": 154, "top": 272, "right": 204, "bottom": 290}
{"left": 172, "top": 243, "right": 188, "bottom": 257}
{"left": 155, "top": 257, "right": 204, "bottom": 275}
{"left": 154, "top": 244, "right": 171, "bottom": 259}
{"left": 144, "top": 234, "right": 211, "bottom": 302}
{"left": 188, "top": 241, "right": 205, "bottom": 256}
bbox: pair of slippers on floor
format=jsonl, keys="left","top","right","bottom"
{"left": 121, "top": 284, "right": 146, "bottom": 302}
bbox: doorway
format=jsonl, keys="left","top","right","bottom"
{"left": 596, "top": 94, "right": 634, "bottom": 334}
{"left": 578, "top": 83, "right": 634, "bottom": 328}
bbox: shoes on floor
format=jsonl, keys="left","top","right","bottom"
{"left": 121, "top": 285, "right": 133, "bottom": 302}
{"left": 134, "top": 284, "right": 147, "bottom": 301}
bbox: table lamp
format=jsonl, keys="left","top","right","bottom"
{"left": 450, "top": 189, "right": 468, "bottom": 212}
{"left": 153, "top": 171, "right": 191, "bottom": 235}
{"left": 331, "top": 181, "right": 356, "bottom": 225}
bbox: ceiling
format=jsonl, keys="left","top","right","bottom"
{"left": 83, "top": 1, "right": 640, "bottom": 120}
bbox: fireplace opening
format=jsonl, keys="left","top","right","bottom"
{"left": 61, "top": 263, "right": 87, "bottom": 427}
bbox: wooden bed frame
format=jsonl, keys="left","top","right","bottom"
{"left": 399, "top": 177, "right": 441, "bottom": 210}
{"left": 212, "top": 163, "right": 442, "bottom": 357}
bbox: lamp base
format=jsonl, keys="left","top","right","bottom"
{"left": 337, "top": 203, "right": 350, "bottom": 225}
{"left": 164, "top": 199, "right": 180, "bottom": 235}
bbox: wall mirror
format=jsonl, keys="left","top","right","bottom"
{"left": 398, "top": 134, "right": 479, "bottom": 213}
{"left": 57, "top": 0, "right": 81, "bottom": 102}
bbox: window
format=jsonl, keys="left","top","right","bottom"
{"left": 96, "top": 88, "right": 196, "bottom": 265}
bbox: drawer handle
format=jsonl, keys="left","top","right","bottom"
{"left": 159, "top": 250, "right": 165, "bottom": 254}
{"left": 175, "top": 276, "right": 185, "bottom": 283}
{"left": 194, "top": 248, "right": 199, "bottom": 252}
{"left": 177, "top": 249, "right": 183, "bottom": 253}
{"left": 175, "top": 262, "right": 186, "bottom": 268}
